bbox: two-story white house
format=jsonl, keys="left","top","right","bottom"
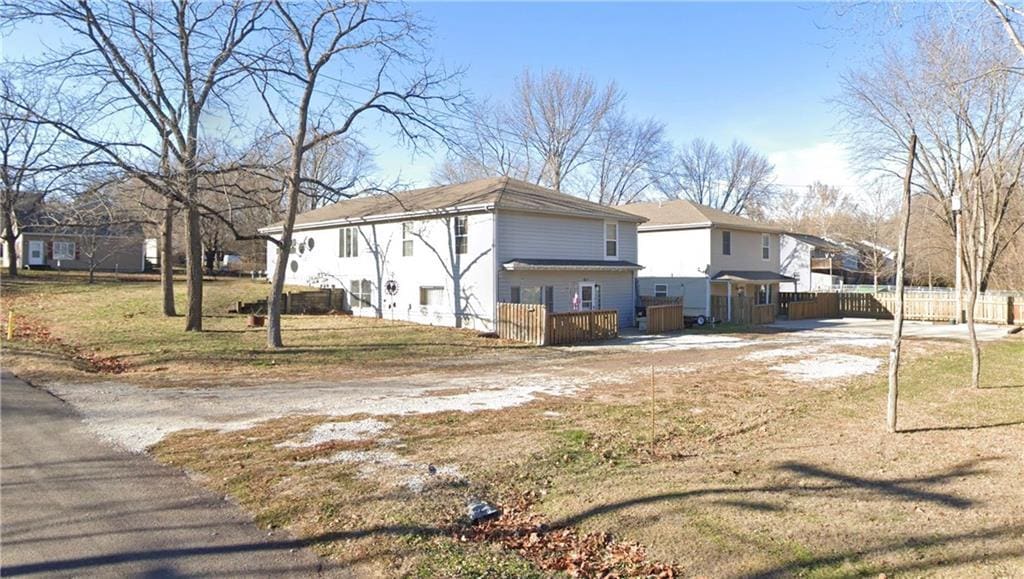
{"left": 621, "top": 199, "right": 792, "bottom": 322}
{"left": 261, "top": 177, "right": 645, "bottom": 332}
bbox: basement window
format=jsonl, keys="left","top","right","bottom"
{"left": 419, "top": 286, "right": 444, "bottom": 306}
{"left": 350, "top": 279, "right": 372, "bottom": 307}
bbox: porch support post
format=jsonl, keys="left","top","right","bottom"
{"left": 726, "top": 281, "right": 732, "bottom": 322}
{"left": 705, "top": 277, "right": 711, "bottom": 317}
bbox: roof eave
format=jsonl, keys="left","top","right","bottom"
{"left": 259, "top": 203, "right": 497, "bottom": 234}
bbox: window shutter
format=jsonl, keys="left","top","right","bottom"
{"left": 510, "top": 286, "right": 520, "bottom": 303}
{"left": 74, "top": 243, "right": 80, "bottom": 260}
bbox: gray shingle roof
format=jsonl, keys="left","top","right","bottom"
{"left": 264, "top": 177, "right": 646, "bottom": 231}
{"left": 621, "top": 199, "right": 783, "bottom": 232}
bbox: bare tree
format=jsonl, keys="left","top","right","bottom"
{"left": 508, "top": 69, "right": 622, "bottom": 193}
{"left": 585, "top": 113, "right": 669, "bottom": 205}
{"left": 250, "top": 0, "right": 458, "bottom": 348}
{"left": 3, "top": 0, "right": 269, "bottom": 331}
{"left": 0, "top": 74, "right": 67, "bottom": 277}
{"left": 438, "top": 100, "right": 533, "bottom": 184}
{"left": 887, "top": 133, "right": 917, "bottom": 433}
{"left": 986, "top": 0, "right": 1024, "bottom": 60}
{"left": 841, "top": 20, "right": 1024, "bottom": 387}
{"left": 665, "top": 138, "right": 777, "bottom": 215}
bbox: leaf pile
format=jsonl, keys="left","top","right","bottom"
{"left": 457, "top": 494, "right": 679, "bottom": 578}
{"left": 9, "top": 315, "right": 129, "bottom": 374}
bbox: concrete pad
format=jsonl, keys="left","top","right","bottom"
{"left": 767, "top": 318, "right": 1009, "bottom": 342}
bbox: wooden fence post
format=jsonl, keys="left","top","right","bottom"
{"left": 1007, "top": 296, "right": 1014, "bottom": 325}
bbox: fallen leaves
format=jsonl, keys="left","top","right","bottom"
{"left": 8, "top": 313, "right": 129, "bottom": 374}
{"left": 457, "top": 493, "right": 679, "bottom": 578}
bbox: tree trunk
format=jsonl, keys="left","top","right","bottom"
{"left": 966, "top": 285, "right": 981, "bottom": 388}
{"left": 267, "top": 149, "right": 303, "bottom": 349}
{"left": 160, "top": 198, "right": 176, "bottom": 316}
{"left": 5, "top": 233, "right": 17, "bottom": 278}
{"left": 184, "top": 203, "right": 203, "bottom": 331}
{"left": 887, "top": 133, "right": 916, "bottom": 433}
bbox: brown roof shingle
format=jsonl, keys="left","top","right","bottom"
{"left": 621, "top": 199, "right": 782, "bottom": 232}
{"left": 264, "top": 177, "right": 646, "bottom": 231}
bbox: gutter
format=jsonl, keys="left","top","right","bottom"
{"left": 259, "top": 203, "right": 497, "bottom": 234}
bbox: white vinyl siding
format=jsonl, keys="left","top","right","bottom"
{"left": 495, "top": 211, "right": 638, "bottom": 264}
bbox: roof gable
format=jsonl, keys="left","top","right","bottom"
{"left": 621, "top": 199, "right": 781, "bottom": 232}
{"left": 268, "top": 177, "right": 645, "bottom": 231}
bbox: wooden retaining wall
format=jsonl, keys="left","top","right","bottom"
{"left": 495, "top": 303, "right": 619, "bottom": 345}
{"left": 647, "top": 303, "right": 684, "bottom": 334}
{"left": 231, "top": 288, "right": 347, "bottom": 315}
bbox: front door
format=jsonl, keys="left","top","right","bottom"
{"left": 27, "top": 240, "right": 44, "bottom": 266}
{"left": 577, "top": 282, "right": 599, "bottom": 310}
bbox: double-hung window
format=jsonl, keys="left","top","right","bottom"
{"left": 350, "top": 279, "right": 372, "bottom": 307}
{"left": 339, "top": 227, "right": 359, "bottom": 258}
{"left": 761, "top": 233, "right": 770, "bottom": 260}
{"left": 52, "top": 241, "right": 76, "bottom": 260}
{"left": 454, "top": 216, "right": 468, "bottom": 255}
{"left": 605, "top": 222, "right": 618, "bottom": 258}
{"left": 402, "top": 222, "right": 414, "bottom": 257}
{"left": 654, "top": 284, "right": 668, "bottom": 298}
{"left": 722, "top": 230, "right": 732, "bottom": 256}
{"left": 419, "top": 286, "right": 444, "bottom": 306}
{"left": 511, "top": 285, "right": 554, "bottom": 310}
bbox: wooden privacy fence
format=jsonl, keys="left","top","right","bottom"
{"left": 781, "top": 291, "right": 1019, "bottom": 325}
{"left": 231, "top": 288, "right": 346, "bottom": 315}
{"left": 709, "top": 295, "right": 776, "bottom": 326}
{"left": 495, "top": 303, "right": 620, "bottom": 346}
{"left": 640, "top": 295, "right": 684, "bottom": 307}
{"left": 777, "top": 291, "right": 819, "bottom": 316}
{"left": 647, "top": 303, "right": 684, "bottom": 334}
{"left": 788, "top": 294, "right": 840, "bottom": 321}
{"left": 495, "top": 302, "right": 548, "bottom": 345}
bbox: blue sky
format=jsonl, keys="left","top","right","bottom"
{"left": 383, "top": 1, "right": 902, "bottom": 191}
{"left": 2, "top": 2, "right": 916, "bottom": 194}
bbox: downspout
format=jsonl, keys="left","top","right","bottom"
{"left": 491, "top": 207, "right": 499, "bottom": 332}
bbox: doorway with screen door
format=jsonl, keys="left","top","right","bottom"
{"left": 27, "top": 240, "right": 44, "bottom": 267}
{"left": 577, "top": 282, "right": 600, "bottom": 310}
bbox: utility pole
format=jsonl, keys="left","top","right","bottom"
{"left": 953, "top": 195, "right": 963, "bottom": 323}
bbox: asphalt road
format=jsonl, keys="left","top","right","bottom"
{"left": 0, "top": 372, "right": 339, "bottom": 577}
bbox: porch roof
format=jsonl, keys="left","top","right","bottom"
{"left": 711, "top": 270, "right": 796, "bottom": 283}
{"left": 502, "top": 258, "right": 643, "bottom": 272}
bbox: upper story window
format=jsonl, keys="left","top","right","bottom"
{"left": 339, "top": 227, "right": 358, "bottom": 258}
{"left": 402, "top": 222, "right": 414, "bottom": 257}
{"left": 454, "top": 216, "right": 468, "bottom": 255}
{"left": 722, "top": 230, "right": 732, "bottom": 256}
{"left": 53, "top": 241, "right": 76, "bottom": 260}
{"left": 605, "top": 222, "right": 618, "bottom": 258}
{"left": 762, "top": 233, "right": 770, "bottom": 260}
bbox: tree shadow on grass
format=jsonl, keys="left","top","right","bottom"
{"left": 900, "top": 420, "right": 1024, "bottom": 433}
{"left": 4, "top": 459, "right": 1006, "bottom": 577}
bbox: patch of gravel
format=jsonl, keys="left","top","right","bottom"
{"left": 771, "top": 354, "right": 882, "bottom": 383}
{"left": 276, "top": 418, "right": 390, "bottom": 448}
{"left": 301, "top": 449, "right": 465, "bottom": 493}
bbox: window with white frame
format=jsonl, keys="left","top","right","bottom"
{"left": 419, "top": 286, "right": 444, "bottom": 306}
{"left": 53, "top": 240, "right": 76, "bottom": 260}
{"left": 454, "top": 216, "right": 468, "bottom": 255}
{"left": 350, "top": 279, "right": 372, "bottom": 307}
{"left": 757, "top": 284, "right": 772, "bottom": 305}
{"left": 605, "top": 222, "right": 618, "bottom": 258}
{"left": 654, "top": 283, "right": 668, "bottom": 298}
{"left": 761, "top": 233, "right": 770, "bottom": 260}
{"left": 339, "top": 227, "right": 359, "bottom": 258}
{"left": 402, "top": 222, "right": 414, "bottom": 257}
{"left": 722, "top": 230, "right": 732, "bottom": 256}
{"left": 511, "top": 285, "right": 554, "bottom": 309}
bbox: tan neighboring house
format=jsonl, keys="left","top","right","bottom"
{"left": 621, "top": 199, "right": 793, "bottom": 322}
